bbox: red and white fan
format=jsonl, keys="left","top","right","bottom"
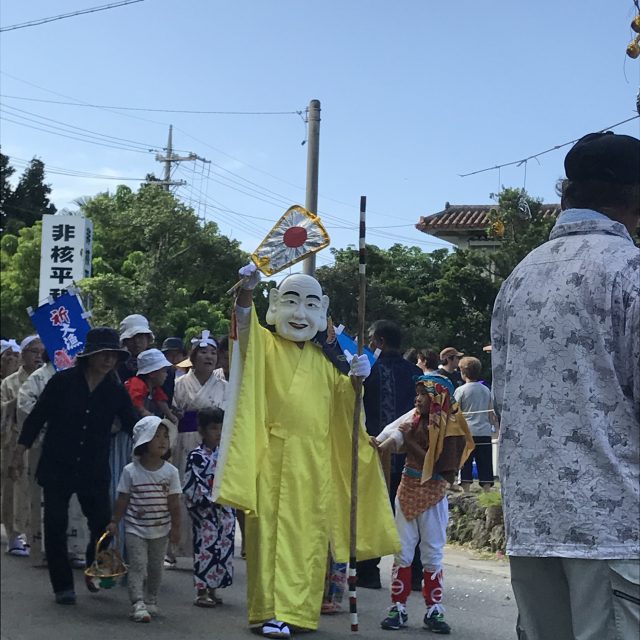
{"left": 251, "top": 205, "right": 330, "bottom": 276}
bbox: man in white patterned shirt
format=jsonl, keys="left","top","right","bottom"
{"left": 492, "top": 132, "right": 639, "bottom": 640}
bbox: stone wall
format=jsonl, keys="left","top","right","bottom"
{"left": 447, "top": 493, "right": 505, "bottom": 554}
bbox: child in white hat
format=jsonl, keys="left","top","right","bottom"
{"left": 124, "top": 349, "right": 177, "bottom": 424}
{"left": 108, "top": 416, "right": 181, "bottom": 622}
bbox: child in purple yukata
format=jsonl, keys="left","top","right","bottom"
{"left": 183, "top": 407, "right": 235, "bottom": 607}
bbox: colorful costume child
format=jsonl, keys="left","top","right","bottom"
{"left": 321, "top": 554, "right": 347, "bottom": 614}
{"left": 376, "top": 374, "right": 474, "bottom": 634}
{"left": 183, "top": 438, "right": 235, "bottom": 606}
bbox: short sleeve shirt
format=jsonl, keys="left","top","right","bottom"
{"left": 117, "top": 460, "right": 181, "bottom": 539}
{"left": 454, "top": 382, "right": 493, "bottom": 437}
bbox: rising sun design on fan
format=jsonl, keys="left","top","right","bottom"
{"left": 251, "top": 205, "right": 330, "bottom": 276}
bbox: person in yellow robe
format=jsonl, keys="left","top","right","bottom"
{"left": 212, "top": 264, "right": 399, "bottom": 638}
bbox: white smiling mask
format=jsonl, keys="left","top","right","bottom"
{"left": 265, "top": 274, "right": 330, "bottom": 343}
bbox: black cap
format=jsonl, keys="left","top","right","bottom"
{"left": 161, "top": 337, "right": 184, "bottom": 353}
{"left": 564, "top": 132, "right": 640, "bottom": 185}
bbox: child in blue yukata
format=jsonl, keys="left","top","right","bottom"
{"left": 183, "top": 407, "right": 235, "bottom": 608}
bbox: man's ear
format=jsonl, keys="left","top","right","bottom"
{"left": 317, "top": 295, "right": 330, "bottom": 332}
{"left": 265, "top": 288, "right": 280, "bottom": 325}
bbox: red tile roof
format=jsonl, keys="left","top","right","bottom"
{"left": 416, "top": 204, "right": 561, "bottom": 233}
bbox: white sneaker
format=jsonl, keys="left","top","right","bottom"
{"left": 7, "top": 535, "right": 30, "bottom": 557}
{"left": 145, "top": 602, "right": 160, "bottom": 616}
{"left": 130, "top": 600, "right": 151, "bottom": 623}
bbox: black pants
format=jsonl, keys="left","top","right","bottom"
{"left": 43, "top": 483, "right": 111, "bottom": 594}
{"left": 460, "top": 436, "right": 494, "bottom": 486}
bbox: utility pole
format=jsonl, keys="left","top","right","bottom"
{"left": 152, "top": 124, "right": 205, "bottom": 190}
{"left": 302, "top": 99, "right": 321, "bottom": 276}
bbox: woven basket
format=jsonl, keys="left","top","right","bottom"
{"left": 84, "top": 532, "right": 128, "bottom": 580}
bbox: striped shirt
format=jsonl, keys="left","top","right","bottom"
{"left": 117, "top": 459, "right": 181, "bottom": 539}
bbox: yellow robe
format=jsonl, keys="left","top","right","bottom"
{"left": 212, "top": 308, "right": 399, "bottom": 629}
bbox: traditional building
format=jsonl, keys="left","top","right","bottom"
{"left": 416, "top": 203, "right": 561, "bottom": 250}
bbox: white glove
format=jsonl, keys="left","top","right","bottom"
{"left": 349, "top": 353, "right": 371, "bottom": 379}
{"left": 238, "top": 262, "right": 261, "bottom": 290}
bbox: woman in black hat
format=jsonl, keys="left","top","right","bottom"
{"left": 9, "top": 327, "right": 139, "bottom": 605}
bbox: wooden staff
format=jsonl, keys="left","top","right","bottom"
{"left": 349, "top": 195, "right": 367, "bottom": 632}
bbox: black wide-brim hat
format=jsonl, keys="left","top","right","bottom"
{"left": 76, "top": 327, "right": 130, "bottom": 361}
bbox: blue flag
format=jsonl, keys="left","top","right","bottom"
{"left": 29, "top": 290, "right": 92, "bottom": 371}
{"left": 334, "top": 326, "right": 379, "bottom": 367}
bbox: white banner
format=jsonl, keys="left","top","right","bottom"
{"left": 38, "top": 215, "right": 93, "bottom": 303}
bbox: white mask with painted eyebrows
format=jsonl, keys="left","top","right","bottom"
{"left": 265, "top": 274, "right": 330, "bottom": 342}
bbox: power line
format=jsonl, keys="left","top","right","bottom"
{"left": 0, "top": 0, "right": 144, "bottom": 33}
{"left": 174, "top": 166, "right": 447, "bottom": 249}
{"left": 1, "top": 75, "right": 422, "bottom": 227}
{"left": 0, "top": 115, "right": 155, "bottom": 154}
{"left": 0, "top": 94, "right": 302, "bottom": 116}
{"left": 1, "top": 74, "right": 419, "bottom": 226}
{"left": 1, "top": 103, "right": 162, "bottom": 152}
{"left": 459, "top": 114, "right": 640, "bottom": 178}
{"left": 173, "top": 126, "right": 422, "bottom": 225}
{"left": 0, "top": 71, "right": 170, "bottom": 127}
{"left": 9, "top": 156, "right": 146, "bottom": 182}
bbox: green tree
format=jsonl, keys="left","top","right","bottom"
{"left": 317, "top": 243, "right": 450, "bottom": 349}
{"left": 485, "top": 187, "right": 556, "bottom": 279}
{"left": 317, "top": 187, "right": 555, "bottom": 379}
{"left": 77, "top": 183, "right": 248, "bottom": 341}
{"left": 0, "top": 222, "right": 42, "bottom": 338}
{"left": 0, "top": 153, "right": 57, "bottom": 235}
{"left": 0, "top": 152, "right": 15, "bottom": 215}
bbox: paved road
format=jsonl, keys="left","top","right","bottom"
{"left": 1, "top": 536, "right": 517, "bottom": 640}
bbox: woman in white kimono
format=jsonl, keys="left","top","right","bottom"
{"left": 171, "top": 331, "right": 227, "bottom": 561}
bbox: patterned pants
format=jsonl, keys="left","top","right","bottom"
{"left": 125, "top": 533, "right": 168, "bottom": 604}
{"left": 191, "top": 508, "right": 235, "bottom": 590}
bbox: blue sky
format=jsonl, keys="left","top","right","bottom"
{"left": 1, "top": 0, "right": 638, "bottom": 276}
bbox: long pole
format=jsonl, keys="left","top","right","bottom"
{"left": 302, "top": 99, "right": 321, "bottom": 277}
{"left": 349, "top": 195, "right": 367, "bottom": 633}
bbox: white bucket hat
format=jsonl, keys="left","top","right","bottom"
{"left": 132, "top": 416, "right": 177, "bottom": 455}
{"left": 136, "top": 348, "right": 172, "bottom": 375}
{"left": 119, "top": 314, "right": 154, "bottom": 342}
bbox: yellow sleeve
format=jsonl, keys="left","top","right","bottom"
{"left": 212, "top": 307, "right": 270, "bottom": 514}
